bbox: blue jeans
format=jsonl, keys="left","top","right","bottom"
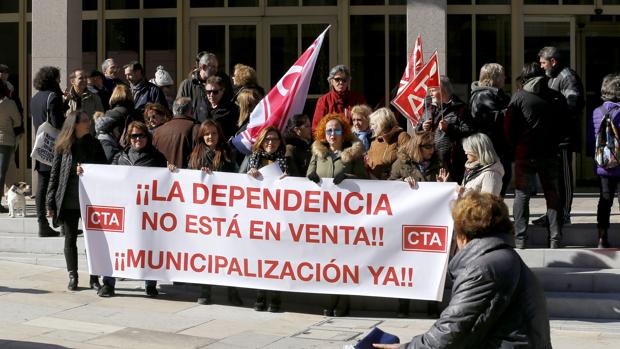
{"left": 0, "top": 145, "right": 14, "bottom": 199}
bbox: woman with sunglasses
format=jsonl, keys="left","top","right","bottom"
{"left": 307, "top": 113, "right": 367, "bottom": 317}
{"left": 246, "top": 126, "right": 288, "bottom": 312}
{"left": 388, "top": 131, "right": 449, "bottom": 318}
{"left": 198, "top": 75, "right": 239, "bottom": 141}
{"left": 94, "top": 121, "right": 167, "bottom": 298}
{"left": 47, "top": 111, "right": 107, "bottom": 292}
{"left": 312, "top": 65, "right": 366, "bottom": 130}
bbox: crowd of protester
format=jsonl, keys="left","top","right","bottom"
{"left": 0, "top": 43, "right": 613, "bottom": 344}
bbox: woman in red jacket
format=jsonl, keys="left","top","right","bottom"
{"left": 312, "top": 65, "right": 365, "bottom": 130}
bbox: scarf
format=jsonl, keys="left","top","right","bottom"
{"left": 248, "top": 148, "right": 288, "bottom": 174}
{"left": 463, "top": 160, "right": 494, "bottom": 186}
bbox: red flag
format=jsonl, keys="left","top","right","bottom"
{"left": 391, "top": 51, "right": 440, "bottom": 126}
{"left": 233, "top": 27, "right": 329, "bottom": 154}
{"left": 397, "top": 35, "right": 424, "bottom": 95}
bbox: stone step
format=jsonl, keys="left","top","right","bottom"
{"left": 517, "top": 248, "right": 620, "bottom": 269}
{"left": 545, "top": 292, "right": 620, "bottom": 320}
{"left": 532, "top": 267, "right": 620, "bottom": 293}
{"left": 523, "top": 223, "right": 620, "bottom": 248}
{"left": 0, "top": 232, "right": 86, "bottom": 255}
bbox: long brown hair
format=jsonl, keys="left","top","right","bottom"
{"left": 55, "top": 111, "right": 87, "bottom": 154}
{"left": 399, "top": 131, "right": 434, "bottom": 163}
{"left": 237, "top": 88, "right": 260, "bottom": 127}
{"left": 188, "top": 120, "right": 231, "bottom": 170}
{"left": 252, "top": 126, "right": 285, "bottom": 153}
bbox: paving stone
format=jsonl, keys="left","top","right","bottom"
{"left": 292, "top": 328, "right": 361, "bottom": 341}
{"left": 315, "top": 318, "right": 383, "bottom": 330}
{"left": 88, "top": 327, "right": 217, "bottom": 349}
{"left": 0, "top": 300, "right": 64, "bottom": 323}
{"left": 24, "top": 316, "right": 124, "bottom": 334}
{"left": 261, "top": 337, "right": 345, "bottom": 349}
{"left": 33, "top": 328, "right": 106, "bottom": 343}
{"left": 178, "top": 319, "right": 259, "bottom": 340}
{"left": 0, "top": 321, "right": 53, "bottom": 341}
{"left": 218, "top": 330, "right": 282, "bottom": 348}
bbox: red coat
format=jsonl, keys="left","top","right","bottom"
{"left": 312, "top": 90, "right": 366, "bottom": 130}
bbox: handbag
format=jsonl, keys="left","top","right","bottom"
{"left": 30, "top": 93, "right": 60, "bottom": 166}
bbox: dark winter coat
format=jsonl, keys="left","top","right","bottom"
{"left": 402, "top": 233, "right": 551, "bottom": 349}
{"left": 388, "top": 151, "right": 442, "bottom": 182}
{"left": 548, "top": 66, "right": 584, "bottom": 151}
{"left": 46, "top": 134, "right": 107, "bottom": 227}
{"left": 197, "top": 100, "right": 240, "bottom": 141}
{"left": 307, "top": 140, "right": 367, "bottom": 179}
{"left": 366, "top": 126, "right": 410, "bottom": 180}
{"left": 469, "top": 82, "right": 511, "bottom": 157}
{"left": 176, "top": 70, "right": 234, "bottom": 122}
{"left": 285, "top": 136, "right": 312, "bottom": 177}
{"left": 312, "top": 90, "right": 366, "bottom": 130}
{"left": 115, "top": 143, "right": 167, "bottom": 168}
{"left": 504, "top": 76, "right": 567, "bottom": 161}
{"left": 95, "top": 104, "right": 131, "bottom": 163}
{"left": 152, "top": 115, "right": 198, "bottom": 168}
{"left": 130, "top": 80, "right": 169, "bottom": 116}
{"left": 592, "top": 101, "right": 620, "bottom": 177}
{"left": 31, "top": 89, "right": 66, "bottom": 172}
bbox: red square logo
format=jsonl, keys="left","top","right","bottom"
{"left": 85, "top": 205, "right": 125, "bottom": 232}
{"left": 402, "top": 225, "right": 448, "bottom": 253}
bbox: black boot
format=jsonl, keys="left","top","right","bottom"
{"left": 227, "top": 287, "right": 243, "bottom": 306}
{"left": 323, "top": 295, "right": 339, "bottom": 316}
{"left": 598, "top": 228, "right": 611, "bottom": 248}
{"left": 267, "top": 292, "right": 282, "bottom": 313}
{"left": 89, "top": 275, "right": 101, "bottom": 291}
{"left": 397, "top": 298, "right": 410, "bottom": 318}
{"left": 333, "top": 295, "right": 350, "bottom": 317}
{"left": 64, "top": 247, "right": 78, "bottom": 290}
{"left": 254, "top": 290, "right": 267, "bottom": 311}
{"left": 38, "top": 222, "right": 59, "bottom": 237}
{"left": 197, "top": 285, "right": 211, "bottom": 305}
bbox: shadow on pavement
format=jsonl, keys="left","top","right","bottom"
{"left": 0, "top": 286, "right": 50, "bottom": 294}
{"left": 0, "top": 341, "right": 69, "bottom": 348}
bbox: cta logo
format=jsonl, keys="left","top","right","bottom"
{"left": 86, "top": 205, "right": 125, "bottom": 232}
{"left": 402, "top": 225, "right": 448, "bottom": 253}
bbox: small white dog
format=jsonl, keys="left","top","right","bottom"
{"left": 7, "top": 182, "right": 30, "bottom": 218}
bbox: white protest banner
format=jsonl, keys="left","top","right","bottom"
{"left": 79, "top": 165, "right": 456, "bottom": 301}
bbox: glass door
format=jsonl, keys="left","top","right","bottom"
{"left": 523, "top": 17, "right": 575, "bottom": 67}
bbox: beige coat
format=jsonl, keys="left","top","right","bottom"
{"left": 0, "top": 97, "right": 21, "bottom": 146}
{"left": 462, "top": 161, "right": 505, "bottom": 196}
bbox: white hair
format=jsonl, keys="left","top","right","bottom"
{"left": 462, "top": 133, "right": 499, "bottom": 166}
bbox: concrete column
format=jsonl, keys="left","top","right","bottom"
{"left": 406, "top": 0, "right": 447, "bottom": 75}
{"left": 32, "top": 0, "right": 82, "bottom": 93}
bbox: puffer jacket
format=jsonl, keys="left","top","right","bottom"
{"left": 388, "top": 151, "right": 442, "bottom": 182}
{"left": 592, "top": 101, "right": 620, "bottom": 177}
{"left": 548, "top": 66, "right": 584, "bottom": 151}
{"left": 46, "top": 134, "right": 107, "bottom": 227}
{"left": 366, "top": 126, "right": 410, "bottom": 179}
{"left": 462, "top": 161, "right": 505, "bottom": 196}
{"left": 469, "top": 82, "right": 511, "bottom": 157}
{"left": 504, "top": 76, "right": 567, "bottom": 160}
{"left": 403, "top": 233, "right": 551, "bottom": 349}
{"left": 95, "top": 105, "right": 128, "bottom": 163}
{"left": 115, "top": 143, "right": 167, "bottom": 168}
{"left": 307, "top": 140, "right": 367, "bottom": 179}
{"left": 130, "top": 80, "right": 169, "bottom": 116}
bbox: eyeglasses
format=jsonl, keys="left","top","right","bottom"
{"left": 325, "top": 129, "right": 343, "bottom": 136}
{"left": 264, "top": 137, "right": 280, "bottom": 143}
{"left": 130, "top": 133, "right": 146, "bottom": 140}
{"left": 206, "top": 89, "right": 221, "bottom": 95}
{"left": 333, "top": 77, "right": 348, "bottom": 83}
{"left": 420, "top": 144, "right": 434, "bottom": 150}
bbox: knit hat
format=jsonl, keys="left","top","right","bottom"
{"left": 150, "top": 65, "right": 174, "bottom": 87}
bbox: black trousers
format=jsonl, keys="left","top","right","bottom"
{"left": 61, "top": 209, "right": 81, "bottom": 274}
{"left": 597, "top": 176, "right": 620, "bottom": 230}
{"left": 36, "top": 171, "right": 51, "bottom": 224}
{"left": 558, "top": 148, "right": 574, "bottom": 217}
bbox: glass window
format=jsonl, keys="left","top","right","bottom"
{"left": 524, "top": 0, "right": 558, "bottom": 4}
{"left": 229, "top": 0, "right": 259, "bottom": 6}
{"left": 191, "top": 0, "right": 224, "bottom": 6}
{"left": 106, "top": 19, "right": 140, "bottom": 66}
{"left": 303, "top": 0, "right": 337, "bottom": 5}
{"left": 564, "top": 0, "right": 594, "bottom": 3}
{"left": 144, "top": 18, "right": 177, "bottom": 86}
{"left": 268, "top": 0, "right": 298, "bottom": 5}
{"left": 83, "top": 0, "right": 98, "bottom": 10}
{"left": 302, "top": 24, "right": 330, "bottom": 95}
{"left": 230, "top": 25, "right": 257, "bottom": 73}
{"left": 389, "top": 15, "right": 406, "bottom": 99}
{"left": 0, "top": 0, "right": 18, "bottom": 13}
{"left": 351, "top": 0, "right": 383, "bottom": 5}
{"left": 389, "top": 0, "right": 406, "bottom": 4}
{"left": 82, "top": 20, "right": 98, "bottom": 72}
{"left": 447, "top": 15, "right": 472, "bottom": 101}
{"left": 350, "top": 15, "right": 385, "bottom": 108}
{"left": 105, "top": 0, "right": 139, "bottom": 9}
{"left": 0, "top": 23, "right": 19, "bottom": 91}
{"left": 270, "top": 24, "right": 298, "bottom": 86}
{"left": 448, "top": 0, "right": 472, "bottom": 4}
{"left": 603, "top": 0, "right": 620, "bottom": 3}
{"left": 197, "top": 25, "right": 225, "bottom": 66}
{"left": 476, "top": 15, "right": 511, "bottom": 90}
{"left": 476, "top": 0, "right": 510, "bottom": 4}
{"left": 144, "top": 0, "right": 177, "bottom": 8}
{"left": 28, "top": 0, "right": 32, "bottom": 12}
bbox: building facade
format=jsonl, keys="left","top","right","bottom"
{"left": 1, "top": 0, "right": 620, "bottom": 185}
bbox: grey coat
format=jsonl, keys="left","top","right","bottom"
{"left": 403, "top": 233, "right": 551, "bottom": 349}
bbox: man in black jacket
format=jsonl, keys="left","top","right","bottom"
{"left": 536, "top": 46, "right": 585, "bottom": 226}
{"left": 30, "top": 66, "right": 66, "bottom": 237}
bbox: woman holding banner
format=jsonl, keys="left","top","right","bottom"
{"left": 366, "top": 107, "right": 409, "bottom": 179}
{"left": 307, "top": 113, "right": 367, "bottom": 317}
{"left": 389, "top": 131, "right": 448, "bottom": 317}
{"left": 247, "top": 126, "right": 288, "bottom": 312}
{"left": 374, "top": 192, "right": 551, "bottom": 349}
{"left": 188, "top": 120, "right": 243, "bottom": 306}
{"left": 47, "top": 111, "right": 107, "bottom": 291}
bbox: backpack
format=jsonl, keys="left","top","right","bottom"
{"left": 595, "top": 105, "right": 620, "bottom": 169}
